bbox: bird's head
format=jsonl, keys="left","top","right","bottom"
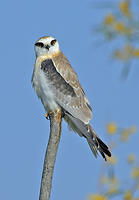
{"left": 35, "top": 36, "right": 60, "bottom": 57}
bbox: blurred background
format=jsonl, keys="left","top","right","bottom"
{"left": 0, "top": 0, "right": 139, "bottom": 199}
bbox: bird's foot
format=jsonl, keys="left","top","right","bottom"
{"left": 45, "top": 111, "right": 53, "bottom": 120}
{"left": 45, "top": 109, "right": 62, "bottom": 123}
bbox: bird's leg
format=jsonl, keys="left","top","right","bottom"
{"left": 45, "top": 112, "right": 49, "bottom": 119}
{"left": 45, "top": 109, "right": 62, "bottom": 122}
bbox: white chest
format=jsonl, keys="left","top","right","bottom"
{"left": 32, "top": 64, "right": 59, "bottom": 111}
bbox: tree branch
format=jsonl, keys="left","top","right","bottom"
{"left": 39, "top": 109, "right": 62, "bottom": 200}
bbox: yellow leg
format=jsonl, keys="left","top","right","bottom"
{"left": 45, "top": 112, "right": 49, "bottom": 119}
{"left": 45, "top": 109, "right": 62, "bottom": 122}
{"left": 45, "top": 111, "right": 53, "bottom": 120}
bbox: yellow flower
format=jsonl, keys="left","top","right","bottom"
{"left": 121, "top": 125, "right": 136, "bottom": 141}
{"left": 119, "top": 1, "right": 131, "bottom": 17}
{"left": 107, "top": 123, "right": 117, "bottom": 135}
{"left": 114, "top": 22, "right": 132, "bottom": 35}
{"left": 124, "top": 191, "right": 132, "bottom": 200}
{"left": 107, "top": 155, "right": 118, "bottom": 165}
{"left": 133, "top": 49, "right": 139, "bottom": 58}
{"left": 114, "top": 22, "right": 126, "bottom": 33}
{"left": 114, "top": 45, "right": 133, "bottom": 61}
{"left": 127, "top": 154, "right": 135, "bottom": 164}
{"left": 88, "top": 194, "right": 108, "bottom": 200}
{"left": 104, "top": 14, "right": 115, "bottom": 25}
{"left": 131, "top": 167, "right": 139, "bottom": 179}
{"left": 121, "top": 129, "right": 130, "bottom": 141}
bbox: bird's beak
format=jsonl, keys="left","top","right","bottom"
{"left": 45, "top": 45, "right": 50, "bottom": 50}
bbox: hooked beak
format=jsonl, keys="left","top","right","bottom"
{"left": 45, "top": 44, "right": 50, "bottom": 50}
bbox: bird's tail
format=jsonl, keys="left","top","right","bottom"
{"left": 64, "top": 113, "right": 111, "bottom": 161}
{"left": 86, "top": 125, "right": 111, "bottom": 161}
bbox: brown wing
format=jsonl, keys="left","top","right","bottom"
{"left": 41, "top": 52, "right": 92, "bottom": 124}
{"left": 53, "top": 52, "right": 92, "bottom": 123}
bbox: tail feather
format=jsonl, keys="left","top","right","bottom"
{"left": 86, "top": 139, "right": 98, "bottom": 158}
{"left": 97, "top": 137, "right": 111, "bottom": 158}
{"left": 88, "top": 125, "right": 111, "bottom": 161}
{"left": 64, "top": 113, "right": 111, "bottom": 161}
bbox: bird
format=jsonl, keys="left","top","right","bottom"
{"left": 32, "top": 36, "right": 111, "bottom": 161}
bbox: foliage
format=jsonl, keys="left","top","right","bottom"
{"left": 88, "top": 1, "right": 139, "bottom": 199}
{"left": 94, "top": 0, "right": 139, "bottom": 78}
{"left": 88, "top": 123, "right": 139, "bottom": 200}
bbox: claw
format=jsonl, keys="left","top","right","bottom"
{"left": 45, "top": 111, "right": 53, "bottom": 120}
{"left": 45, "top": 109, "right": 62, "bottom": 122}
{"left": 45, "top": 112, "right": 50, "bottom": 120}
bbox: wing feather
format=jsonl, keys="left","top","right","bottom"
{"left": 41, "top": 52, "right": 92, "bottom": 124}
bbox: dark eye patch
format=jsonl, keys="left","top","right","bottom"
{"left": 35, "top": 42, "right": 44, "bottom": 48}
{"left": 51, "top": 39, "right": 57, "bottom": 46}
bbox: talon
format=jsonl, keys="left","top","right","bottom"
{"left": 45, "top": 111, "right": 53, "bottom": 120}
{"left": 45, "top": 112, "right": 50, "bottom": 120}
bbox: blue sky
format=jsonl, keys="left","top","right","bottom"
{"left": 0, "top": 0, "right": 139, "bottom": 200}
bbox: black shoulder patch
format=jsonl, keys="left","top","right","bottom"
{"left": 41, "top": 59, "right": 53, "bottom": 72}
{"left": 41, "top": 59, "right": 76, "bottom": 97}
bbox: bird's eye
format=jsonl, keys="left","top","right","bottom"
{"left": 51, "top": 39, "right": 57, "bottom": 46}
{"left": 35, "top": 42, "right": 44, "bottom": 48}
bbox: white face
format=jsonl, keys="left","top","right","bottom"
{"left": 35, "top": 36, "right": 60, "bottom": 57}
